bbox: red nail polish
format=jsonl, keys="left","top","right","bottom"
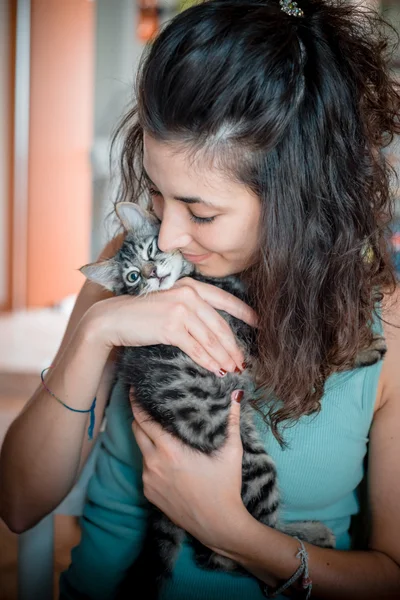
{"left": 218, "top": 368, "right": 227, "bottom": 377}
{"left": 233, "top": 390, "right": 244, "bottom": 403}
{"left": 234, "top": 366, "right": 242, "bottom": 374}
{"left": 242, "top": 362, "right": 248, "bottom": 370}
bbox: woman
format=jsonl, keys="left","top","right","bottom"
{"left": 1, "top": 0, "right": 400, "bottom": 598}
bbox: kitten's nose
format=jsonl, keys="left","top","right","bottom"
{"left": 142, "top": 263, "right": 157, "bottom": 279}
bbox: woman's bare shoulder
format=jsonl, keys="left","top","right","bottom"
{"left": 368, "top": 285, "right": 400, "bottom": 565}
{"left": 376, "top": 284, "right": 400, "bottom": 412}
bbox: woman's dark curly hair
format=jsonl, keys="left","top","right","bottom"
{"left": 111, "top": 0, "right": 400, "bottom": 441}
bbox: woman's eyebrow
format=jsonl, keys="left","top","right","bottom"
{"left": 143, "top": 168, "right": 222, "bottom": 209}
{"left": 173, "top": 195, "right": 217, "bottom": 208}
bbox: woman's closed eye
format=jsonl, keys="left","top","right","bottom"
{"left": 148, "top": 187, "right": 217, "bottom": 225}
{"left": 189, "top": 213, "right": 216, "bottom": 225}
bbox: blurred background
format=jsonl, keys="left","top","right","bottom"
{"left": 0, "top": 1, "right": 399, "bottom": 599}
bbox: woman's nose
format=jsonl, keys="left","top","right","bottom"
{"left": 157, "top": 212, "right": 192, "bottom": 253}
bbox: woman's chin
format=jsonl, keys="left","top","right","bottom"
{"left": 194, "top": 263, "right": 238, "bottom": 278}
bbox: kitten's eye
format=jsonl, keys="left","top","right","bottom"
{"left": 148, "top": 238, "right": 159, "bottom": 260}
{"left": 126, "top": 271, "right": 140, "bottom": 284}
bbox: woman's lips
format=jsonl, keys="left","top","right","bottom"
{"left": 182, "top": 252, "right": 212, "bottom": 264}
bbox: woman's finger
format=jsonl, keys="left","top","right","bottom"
{"left": 132, "top": 419, "right": 155, "bottom": 455}
{"left": 187, "top": 306, "right": 243, "bottom": 372}
{"left": 175, "top": 277, "right": 258, "bottom": 327}
{"left": 131, "top": 401, "right": 160, "bottom": 435}
{"left": 132, "top": 401, "right": 175, "bottom": 447}
{"left": 164, "top": 323, "right": 222, "bottom": 375}
{"left": 169, "top": 283, "right": 247, "bottom": 370}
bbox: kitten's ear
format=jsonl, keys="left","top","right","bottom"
{"left": 116, "top": 202, "right": 158, "bottom": 232}
{"left": 79, "top": 259, "right": 119, "bottom": 291}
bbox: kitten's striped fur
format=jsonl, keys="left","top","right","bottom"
{"left": 81, "top": 204, "right": 385, "bottom": 599}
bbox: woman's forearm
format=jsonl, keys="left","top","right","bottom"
{"left": 0, "top": 319, "right": 111, "bottom": 533}
{"left": 212, "top": 510, "right": 400, "bottom": 599}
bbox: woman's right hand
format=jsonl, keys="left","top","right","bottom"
{"left": 81, "top": 278, "right": 257, "bottom": 376}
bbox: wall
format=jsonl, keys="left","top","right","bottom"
{"left": 91, "top": 0, "right": 143, "bottom": 259}
{"left": 0, "top": 0, "right": 14, "bottom": 309}
{"left": 27, "top": 0, "right": 95, "bottom": 306}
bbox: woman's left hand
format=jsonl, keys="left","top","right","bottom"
{"left": 130, "top": 389, "right": 248, "bottom": 552}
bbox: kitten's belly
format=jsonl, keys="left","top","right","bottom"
{"left": 119, "top": 345, "right": 253, "bottom": 453}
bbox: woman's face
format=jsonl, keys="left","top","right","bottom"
{"left": 143, "top": 133, "right": 261, "bottom": 277}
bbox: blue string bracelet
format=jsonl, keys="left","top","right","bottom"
{"left": 261, "top": 537, "right": 312, "bottom": 599}
{"left": 41, "top": 366, "right": 97, "bottom": 441}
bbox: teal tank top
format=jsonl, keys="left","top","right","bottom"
{"left": 59, "top": 325, "right": 383, "bottom": 600}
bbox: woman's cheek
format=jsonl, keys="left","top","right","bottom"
{"left": 150, "top": 196, "right": 164, "bottom": 220}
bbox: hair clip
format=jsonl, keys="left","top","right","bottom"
{"left": 280, "top": 0, "right": 304, "bottom": 18}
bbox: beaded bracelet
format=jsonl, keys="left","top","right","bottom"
{"left": 260, "top": 537, "right": 312, "bottom": 599}
{"left": 41, "top": 367, "right": 97, "bottom": 441}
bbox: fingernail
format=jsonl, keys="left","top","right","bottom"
{"left": 218, "top": 368, "right": 227, "bottom": 377}
{"left": 242, "top": 362, "right": 248, "bottom": 370}
{"left": 234, "top": 366, "right": 242, "bottom": 374}
{"left": 232, "top": 390, "right": 244, "bottom": 403}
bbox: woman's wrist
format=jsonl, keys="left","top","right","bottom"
{"left": 209, "top": 508, "right": 294, "bottom": 588}
{"left": 53, "top": 316, "right": 112, "bottom": 395}
{"left": 79, "top": 299, "right": 117, "bottom": 351}
{"left": 208, "top": 504, "right": 258, "bottom": 559}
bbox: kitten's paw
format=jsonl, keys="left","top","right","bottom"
{"left": 191, "top": 539, "right": 242, "bottom": 573}
{"left": 354, "top": 335, "right": 387, "bottom": 368}
{"left": 279, "top": 521, "right": 336, "bottom": 549}
{"left": 207, "top": 553, "right": 238, "bottom": 572}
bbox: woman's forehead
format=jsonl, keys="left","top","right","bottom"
{"left": 143, "top": 133, "right": 259, "bottom": 208}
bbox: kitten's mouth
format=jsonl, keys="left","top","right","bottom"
{"left": 158, "top": 274, "right": 170, "bottom": 286}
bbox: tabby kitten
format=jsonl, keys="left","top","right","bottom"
{"left": 81, "top": 202, "right": 383, "bottom": 599}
